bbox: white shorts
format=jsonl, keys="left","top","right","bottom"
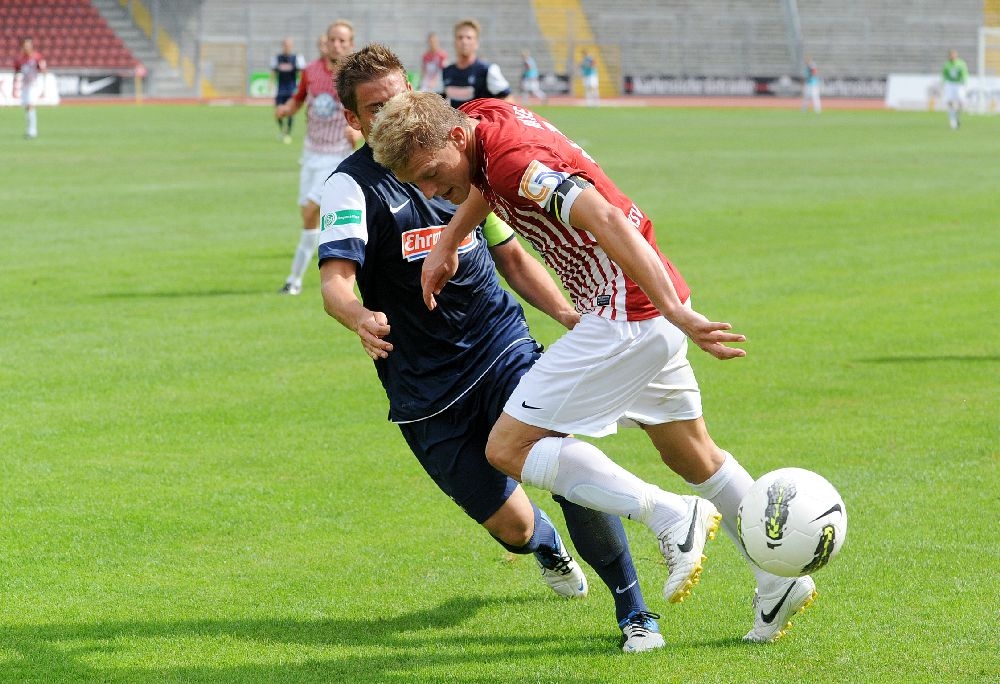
{"left": 504, "top": 312, "right": 702, "bottom": 438}
{"left": 299, "top": 150, "right": 347, "bottom": 207}
{"left": 20, "top": 80, "right": 39, "bottom": 107}
{"left": 943, "top": 82, "right": 965, "bottom": 106}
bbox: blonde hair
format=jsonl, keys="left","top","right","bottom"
{"left": 453, "top": 18, "right": 481, "bottom": 38}
{"left": 369, "top": 91, "right": 468, "bottom": 174}
{"left": 328, "top": 19, "right": 355, "bottom": 39}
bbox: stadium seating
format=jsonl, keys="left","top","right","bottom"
{"left": 20, "top": 0, "right": 982, "bottom": 97}
{"left": 192, "top": 0, "right": 985, "bottom": 94}
{"left": 1, "top": 0, "right": 138, "bottom": 70}
{"left": 580, "top": 0, "right": 984, "bottom": 78}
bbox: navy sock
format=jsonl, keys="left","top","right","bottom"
{"left": 491, "top": 502, "right": 559, "bottom": 559}
{"left": 553, "top": 494, "right": 646, "bottom": 624}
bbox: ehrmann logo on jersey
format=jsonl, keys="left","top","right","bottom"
{"left": 401, "top": 227, "right": 477, "bottom": 262}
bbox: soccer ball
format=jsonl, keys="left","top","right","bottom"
{"left": 736, "top": 467, "right": 847, "bottom": 578}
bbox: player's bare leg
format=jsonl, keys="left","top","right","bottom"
{"left": 482, "top": 484, "right": 587, "bottom": 598}
{"left": 488, "top": 412, "right": 720, "bottom": 604}
{"left": 645, "top": 417, "right": 818, "bottom": 640}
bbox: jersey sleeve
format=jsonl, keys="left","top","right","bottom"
{"left": 486, "top": 63, "right": 512, "bottom": 98}
{"left": 317, "top": 172, "right": 369, "bottom": 267}
{"left": 292, "top": 68, "right": 309, "bottom": 103}
{"left": 481, "top": 212, "right": 515, "bottom": 247}
{"left": 296, "top": 54, "right": 307, "bottom": 69}
{"left": 492, "top": 143, "right": 590, "bottom": 229}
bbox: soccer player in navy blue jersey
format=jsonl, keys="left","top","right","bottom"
{"left": 442, "top": 19, "right": 512, "bottom": 109}
{"left": 271, "top": 37, "right": 306, "bottom": 143}
{"left": 317, "top": 43, "right": 664, "bottom": 653}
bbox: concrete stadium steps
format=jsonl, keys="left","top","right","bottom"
{"left": 94, "top": 1, "right": 990, "bottom": 99}
{"left": 531, "top": 0, "right": 617, "bottom": 98}
{"left": 197, "top": 0, "right": 552, "bottom": 99}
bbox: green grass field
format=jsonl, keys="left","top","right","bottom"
{"left": 1, "top": 102, "right": 997, "bottom": 683}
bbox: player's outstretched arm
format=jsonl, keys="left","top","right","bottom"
{"left": 420, "top": 187, "right": 491, "bottom": 310}
{"left": 320, "top": 259, "right": 393, "bottom": 360}
{"left": 570, "top": 187, "right": 746, "bottom": 360}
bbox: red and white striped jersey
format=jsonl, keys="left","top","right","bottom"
{"left": 292, "top": 58, "right": 354, "bottom": 157}
{"left": 461, "top": 99, "right": 690, "bottom": 321}
{"left": 14, "top": 50, "right": 46, "bottom": 87}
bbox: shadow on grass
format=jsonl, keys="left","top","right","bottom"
{"left": 97, "top": 288, "right": 266, "bottom": 298}
{"left": 857, "top": 354, "right": 999, "bottom": 363}
{"left": 0, "top": 595, "right": 623, "bottom": 683}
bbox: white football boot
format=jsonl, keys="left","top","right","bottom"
{"left": 619, "top": 610, "right": 666, "bottom": 653}
{"left": 743, "top": 575, "right": 817, "bottom": 643}
{"left": 659, "top": 495, "right": 721, "bottom": 603}
{"left": 534, "top": 531, "right": 588, "bottom": 598}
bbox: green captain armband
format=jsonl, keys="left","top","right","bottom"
{"left": 482, "top": 212, "right": 515, "bottom": 248}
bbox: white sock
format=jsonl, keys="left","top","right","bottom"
{"left": 27, "top": 109, "right": 37, "bottom": 136}
{"left": 689, "top": 451, "right": 782, "bottom": 588}
{"left": 521, "top": 436, "right": 686, "bottom": 533}
{"left": 288, "top": 228, "right": 320, "bottom": 285}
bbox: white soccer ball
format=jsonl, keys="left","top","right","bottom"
{"left": 736, "top": 467, "right": 847, "bottom": 578}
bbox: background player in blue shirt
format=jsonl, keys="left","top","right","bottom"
{"left": 442, "top": 18, "right": 512, "bottom": 108}
{"left": 801, "top": 55, "right": 821, "bottom": 114}
{"left": 317, "top": 43, "right": 664, "bottom": 653}
{"left": 271, "top": 36, "right": 306, "bottom": 143}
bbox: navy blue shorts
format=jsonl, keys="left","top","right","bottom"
{"left": 397, "top": 339, "right": 541, "bottom": 524}
{"left": 275, "top": 91, "right": 295, "bottom": 107}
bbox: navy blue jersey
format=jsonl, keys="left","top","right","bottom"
{"left": 442, "top": 59, "right": 511, "bottom": 108}
{"left": 317, "top": 145, "right": 535, "bottom": 422}
{"left": 271, "top": 52, "right": 305, "bottom": 96}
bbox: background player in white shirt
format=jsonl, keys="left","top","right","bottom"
{"left": 13, "top": 38, "right": 47, "bottom": 139}
{"left": 274, "top": 21, "right": 361, "bottom": 295}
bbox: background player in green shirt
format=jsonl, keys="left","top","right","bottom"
{"left": 942, "top": 48, "right": 969, "bottom": 129}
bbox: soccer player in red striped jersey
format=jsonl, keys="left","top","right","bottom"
{"left": 320, "top": 43, "right": 666, "bottom": 652}
{"left": 369, "top": 93, "right": 819, "bottom": 643}
{"left": 14, "top": 38, "right": 47, "bottom": 139}
{"left": 274, "top": 20, "right": 361, "bottom": 295}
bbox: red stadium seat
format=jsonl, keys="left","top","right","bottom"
{"left": 5, "top": 0, "right": 138, "bottom": 71}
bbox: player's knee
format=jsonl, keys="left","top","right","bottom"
{"left": 484, "top": 503, "right": 534, "bottom": 549}
{"left": 493, "top": 520, "right": 533, "bottom": 549}
{"left": 486, "top": 417, "right": 538, "bottom": 479}
{"left": 484, "top": 431, "right": 512, "bottom": 473}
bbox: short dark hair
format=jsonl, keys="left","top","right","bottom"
{"left": 336, "top": 43, "right": 407, "bottom": 114}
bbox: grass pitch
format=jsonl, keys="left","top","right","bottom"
{"left": 1, "top": 102, "right": 997, "bottom": 683}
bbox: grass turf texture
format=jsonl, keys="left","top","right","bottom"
{"left": 1, "top": 103, "right": 997, "bottom": 683}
